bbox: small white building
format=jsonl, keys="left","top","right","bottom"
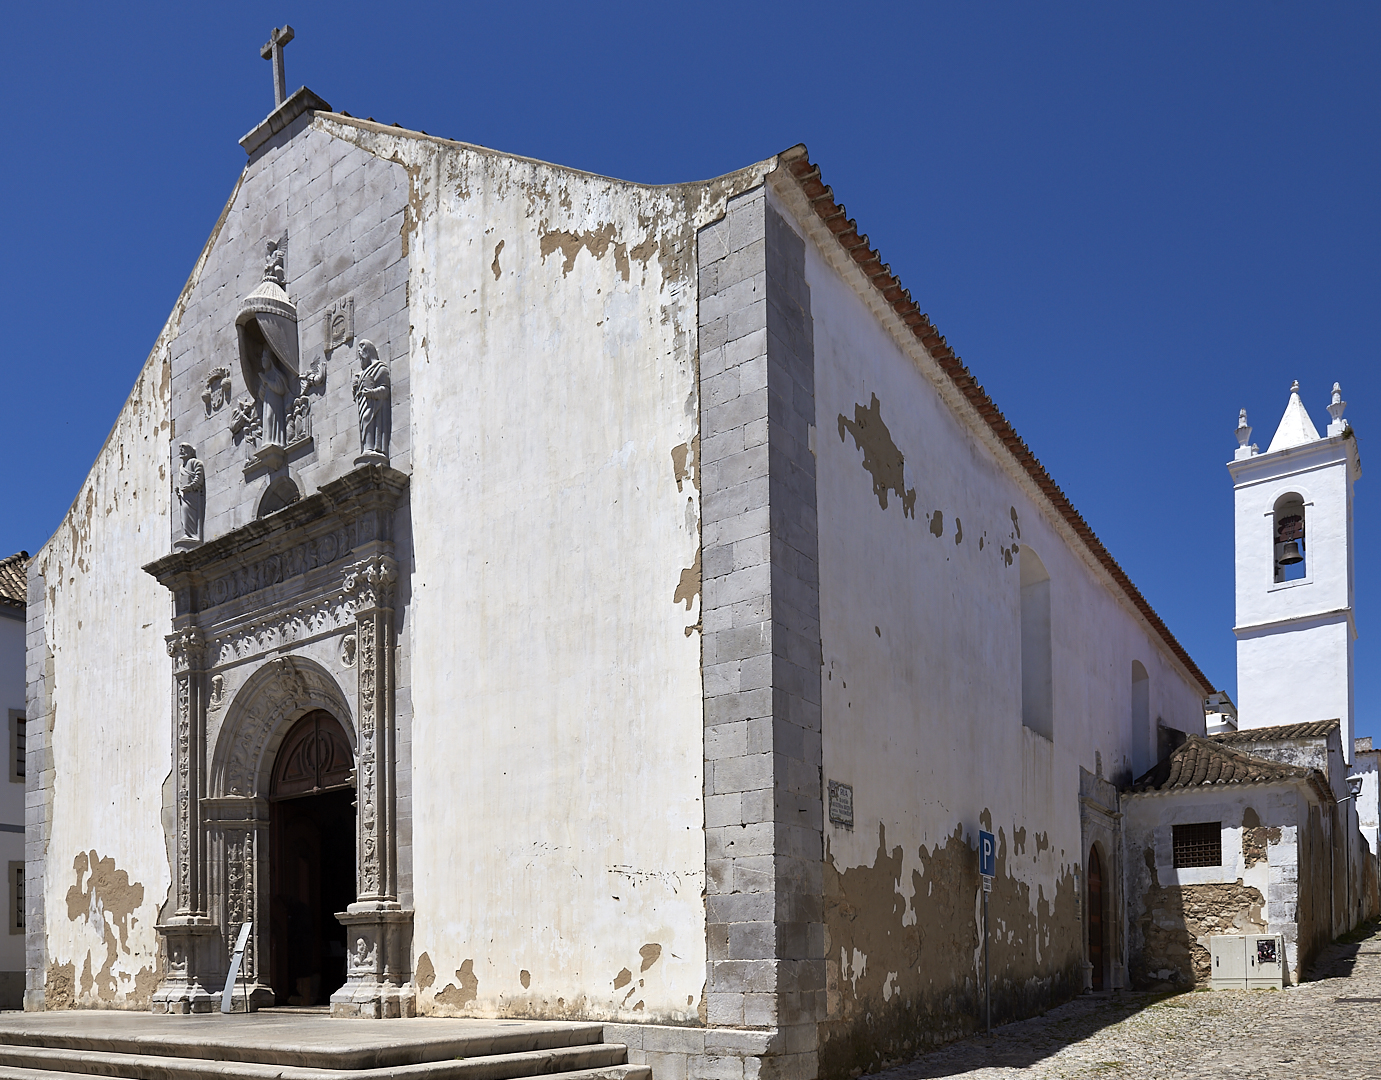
{"left": 0, "top": 552, "right": 27, "bottom": 1009}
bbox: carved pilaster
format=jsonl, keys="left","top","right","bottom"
{"left": 331, "top": 553, "right": 413, "bottom": 1017}
{"left": 154, "top": 627, "right": 217, "bottom": 1013}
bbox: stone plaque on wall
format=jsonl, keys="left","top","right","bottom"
{"left": 828, "top": 780, "right": 853, "bottom": 828}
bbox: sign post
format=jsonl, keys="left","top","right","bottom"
{"left": 979, "top": 830, "right": 995, "bottom": 1035}
{"left": 220, "top": 922, "right": 253, "bottom": 1015}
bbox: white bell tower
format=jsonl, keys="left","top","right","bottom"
{"left": 1228, "top": 381, "right": 1361, "bottom": 760}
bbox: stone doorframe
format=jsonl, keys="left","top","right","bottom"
{"left": 144, "top": 464, "right": 415, "bottom": 1017}
{"left": 203, "top": 654, "right": 356, "bottom": 1010}
{"left": 1079, "top": 767, "right": 1125, "bottom": 992}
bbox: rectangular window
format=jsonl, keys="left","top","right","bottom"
{"left": 8, "top": 711, "right": 23, "bottom": 782}
{"left": 9, "top": 862, "right": 22, "bottom": 934}
{"left": 1173, "top": 822, "right": 1222, "bottom": 868}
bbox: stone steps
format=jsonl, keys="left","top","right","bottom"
{"left": 0, "top": 1017, "right": 649, "bottom": 1080}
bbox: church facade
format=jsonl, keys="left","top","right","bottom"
{"left": 27, "top": 76, "right": 1217, "bottom": 1078}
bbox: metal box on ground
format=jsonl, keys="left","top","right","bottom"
{"left": 1209, "top": 933, "right": 1285, "bottom": 989}
{"left": 1210, "top": 934, "right": 1246, "bottom": 989}
{"left": 1246, "top": 933, "right": 1285, "bottom": 989}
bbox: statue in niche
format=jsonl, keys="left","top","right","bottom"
{"left": 352, "top": 339, "right": 391, "bottom": 463}
{"left": 174, "top": 443, "right": 206, "bottom": 549}
{"left": 257, "top": 347, "right": 290, "bottom": 447}
{"left": 236, "top": 236, "right": 302, "bottom": 465}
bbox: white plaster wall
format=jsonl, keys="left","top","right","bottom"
{"left": 777, "top": 179, "right": 1208, "bottom": 1009}
{"left": 1355, "top": 749, "right": 1379, "bottom": 856}
{"left": 29, "top": 346, "right": 174, "bottom": 1007}
{"left": 1230, "top": 436, "right": 1359, "bottom": 750}
{"left": 0, "top": 612, "right": 24, "bottom": 975}
{"left": 367, "top": 126, "right": 772, "bottom": 1022}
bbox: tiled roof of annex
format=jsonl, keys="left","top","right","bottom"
{"left": 776, "top": 145, "right": 1213, "bottom": 695}
{"left": 1211, "top": 720, "right": 1340, "bottom": 744}
{"left": 0, "top": 552, "right": 27, "bottom": 612}
{"left": 1131, "top": 735, "right": 1332, "bottom": 804}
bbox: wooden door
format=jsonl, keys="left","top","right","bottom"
{"left": 1088, "top": 845, "right": 1104, "bottom": 991}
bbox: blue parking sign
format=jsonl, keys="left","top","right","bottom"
{"left": 979, "top": 830, "right": 996, "bottom": 877}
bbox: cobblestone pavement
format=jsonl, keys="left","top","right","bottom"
{"left": 877, "top": 927, "right": 1381, "bottom": 1079}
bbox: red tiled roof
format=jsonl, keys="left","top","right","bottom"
{"left": 1132, "top": 735, "right": 1333, "bottom": 803}
{"left": 777, "top": 146, "right": 1213, "bottom": 696}
{"left": 0, "top": 551, "right": 27, "bottom": 611}
{"left": 1211, "top": 720, "right": 1339, "bottom": 743}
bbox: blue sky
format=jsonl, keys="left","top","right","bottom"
{"left": 1, "top": 3, "right": 1377, "bottom": 739}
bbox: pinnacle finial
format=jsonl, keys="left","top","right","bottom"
{"left": 1234, "top": 408, "right": 1256, "bottom": 458}
{"left": 1290, "top": 379, "right": 1300, "bottom": 395}
{"left": 1327, "top": 381, "right": 1348, "bottom": 435}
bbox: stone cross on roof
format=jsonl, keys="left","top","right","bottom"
{"left": 261, "top": 25, "right": 295, "bottom": 109}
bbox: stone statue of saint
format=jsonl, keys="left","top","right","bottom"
{"left": 175, "top": 443, "right": 205, "bottom": 547}
{"left": 352, "top": 339, "right": 391, "bottom": 462}
{"left": 258, "top": 347, "right": 289, "bottom": 447}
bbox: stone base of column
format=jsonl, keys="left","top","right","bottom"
{"left": 152, "top": 918, "right": 220, "bottom": 1014}
{"left": 330, "top": 903, "right": 415, "bottom": 1018}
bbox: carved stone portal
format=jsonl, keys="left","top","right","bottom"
{"left": 144, "top": 464, "right": 412, "bottom": 1017}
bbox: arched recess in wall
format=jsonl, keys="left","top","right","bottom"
{"left": 1131, "top": 661, "right": 1150, "bottom": 768}
{"left": 1020, "top": 548, "right": 1053, "bottom": 740}
{"left": 1273, "top": 492, "right": 1307, "bottom": 583}
{"left": 258, "top": 475, "right": 301, "bottom": 518}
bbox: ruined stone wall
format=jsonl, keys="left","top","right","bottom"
{"left": 329, "top": 117, "right": 778, "bottom": 1023}
{"left": 765, "top": 171, "right": 1207, "bottom": 1076}
{"left": 26, "top": 323, "right": 180, "bottom": 1008}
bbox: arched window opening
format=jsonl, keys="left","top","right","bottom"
{"left": 1273, "top": 493, "right": 1306, "bottom": 583}
{"left": 258, "top": 476, "right": 301, "bottom": 518}
{"left": 1020, "top": 548, "right": 1053, "bottom": 740}
{"left": 1132, "top": 661, "right": 1150, "bottom": 765}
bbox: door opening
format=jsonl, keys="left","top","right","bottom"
{"left": 269, "top": 710, "right": 355, "bottom": 1006}
{"left": 1088, "top": 845, "right": 1104, "bottom": 991}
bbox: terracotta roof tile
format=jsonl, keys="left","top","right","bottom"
{"left": 777, "top": 146, "right": 1213, "bottom": 695}
{"left": 0, "top": 551, "right": 27, "bottom": 611}
{"left": 1132, "top": 735, "right": 1332, "bottom": 803}
{"left": 1211, "top": 720, "right": 1340, "bottom": 744}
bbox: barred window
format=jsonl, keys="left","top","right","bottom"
{"left": 1173, "top": 822, "right": 1222, "bottom": 868}
{"left": 8, "top": 711, "right": 22, "bottom": 783}
{"left": 9, "top": 863, "right": 21, "bottom": 933}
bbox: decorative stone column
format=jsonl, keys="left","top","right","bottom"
{"left": 153, "top": 627, "right": 218, "bottom": 1013}
{"left": 331, "top": 553, "right": 414, "bottom": 1018}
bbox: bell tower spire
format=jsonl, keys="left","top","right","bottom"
{"left": 1228, "top": 380, "right": 1362, "bottom": 759}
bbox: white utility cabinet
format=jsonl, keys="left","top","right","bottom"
{"left": 1210, "top": 934, "right": 1246, "bottom": 990}
{"left": 1209, "top": 934, "right": 1285, "bottom": 989}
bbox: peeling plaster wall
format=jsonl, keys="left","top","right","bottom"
{"left": 339, "top": 118, "right": 775, "bottom": 1022}
{"left": 767, "top": 176, "right": 1208, "bottom": 1074}
{"left": 1123, "top": 787, "right": 1317, "bottom": 984}
{"left": 26, "top": 340, "right": 176, "bottom": 1009}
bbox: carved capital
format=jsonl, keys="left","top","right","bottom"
{"left": 166, "top": 628, "right": 206, "bottom": 670}
{"left": 344, "top": 555, "right": 398, "bottom": 611}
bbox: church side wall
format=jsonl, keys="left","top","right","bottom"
{"left": 25, "top": 347, "right": 175, "bottom": 1010}
{"left": 770, "top": 180, "right": 1208, "bottom": 1073}
{"left": 355, "top": 122, "right": 772, "bottom": 1023}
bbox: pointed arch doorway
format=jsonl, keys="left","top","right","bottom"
{"left": 270, "top": 709, "right": 356, "bottom": 1006}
